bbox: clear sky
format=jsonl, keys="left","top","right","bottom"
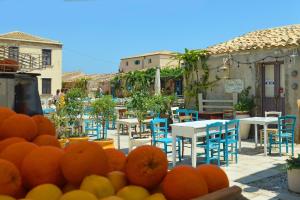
{"left": 1, "top": 0, "right": 300, "bottom": 74}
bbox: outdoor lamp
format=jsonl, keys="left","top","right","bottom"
{"left": 219, "top": 57, "right": 230, "bottom": 79}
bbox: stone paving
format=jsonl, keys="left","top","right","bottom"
{"left": 107, "top": 129, "right": 300, "bottom": 200}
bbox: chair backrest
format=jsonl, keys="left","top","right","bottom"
{"left": 206, "top": 122, "right": 223, "bottom": 143}
{"left": 187, "top": 110, "right": 199, "bottom": 121}
{"left": 225, "top": 119, "right": 239, "bottom": 141}
{"left": 176, "top": 109, "right": 189, "bottom": 116}
{"left": 278, "top": 115, "right": 296, "bottom": 135}
{"left": 265, "top": 111, "right": 282, "bottom": 117}
{"left": 151, "top": 118, "right": 168, "bottom": 139}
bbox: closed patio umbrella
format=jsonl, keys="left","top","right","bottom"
{"left": 155, "top": 66, "right": 161, "bottom": 95}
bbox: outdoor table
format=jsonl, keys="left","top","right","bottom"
{"left": 116, "top": 118, "right": 152, "bottom": 151}
{"left": 171, "top": 119, "right": 229, "bottom": 167}
{"left": 239, "top": 117, "right": 278, "bottom": 156}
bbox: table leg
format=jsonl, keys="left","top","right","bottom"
{"left": 172, "top": 133, "right": 176, "bottom": 167}
{"left": 191, "top": 134, "right": 197, "bottom": 168}
{"left": 117, "top": 123, "right": 120, "bottom": 149}
{"left": 128, "top": 124, "right": 132, "bottom": 152}
{"left": 255, "top": 124, "right": 258, "bottom": 148}
{"left": 239, "top": 127, "right": 242, "bottom": 152}
{"left": 264, "top": 124, "right": 267, "bottom": 156}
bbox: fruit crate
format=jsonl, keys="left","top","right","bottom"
{"left": 192, "top": 186, "right": 248, "bottom": 200}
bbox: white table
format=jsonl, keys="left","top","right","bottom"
{"left": 171, "top": 120, "right": 229, "bottom": 167}
{"left": 116, "top": 118, "right": 152, "bottom": 151}
{"left": 239, "top": 117, "right": 278, "bottom": 156}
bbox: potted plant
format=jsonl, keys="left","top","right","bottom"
{"left": 126, "top": 91, "right": 151, "bottom": 137}
{"left": 90, "top": 95, "right": 116, "bottom": 149}
{"left": 64, "top": 88, "right": 89, "bottom": 144}
{"left": 234, "top": 86, "right": 255, "bottom": 139}
{"left": 286, "top": 154, "right": 300, "bottom": 193}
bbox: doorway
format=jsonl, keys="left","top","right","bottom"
{"left": 261, "top": 62, "right": 285, "bottom": 115}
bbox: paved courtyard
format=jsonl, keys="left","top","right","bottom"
{"left": 107, "top": 129, "right": 300, "bottom": 200}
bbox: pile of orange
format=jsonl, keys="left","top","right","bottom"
{"left": 0, "top": 107, "right": 229, "bottom": 200}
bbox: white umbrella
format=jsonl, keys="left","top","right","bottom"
{"left": 154, "top": 66, "right": 161, "bottom": 95}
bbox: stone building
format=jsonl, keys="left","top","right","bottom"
{"left": 119, "top": 50, "right": 178, "bottom": 73}
{"left": 198, "top": 24, "right": 300, "bottom": 141}
{"left": 0, "top": 31, "right": 63, "bottom": 96}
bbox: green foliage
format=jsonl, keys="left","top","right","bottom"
{"left": 74, "top": 78, "right": 90, "bottom": 95}
{"left": 234, "top": 86, "right": 255, "bottom": 112}
{"left": 147, "top": 95, "right": 176, "bottom": 116}
{"left": 126, "top": 91, "right": 152, "bottom": 122}
{"left": 91, "top": 95, "right": 116, "bottom": 139}
{"left": 286, "top": 154, "right": 300, "bottom": 170}
{"left": 110, "top": 67, "right": 184, "bottom": 96}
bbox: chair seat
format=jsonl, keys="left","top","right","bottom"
{"left": 155, "top": 137, "right": 180, "bottom": 143}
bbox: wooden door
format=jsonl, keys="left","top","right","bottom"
{"left": 261, "top": 62, "right": 285, "bottom": 115}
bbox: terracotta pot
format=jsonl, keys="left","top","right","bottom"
{"left": 58, "top": 138, "right": 69, "bottom": 148}
{"left": 288, "top": 169, "right": 300, "bottom": 193}
{"left": 68, "top": 136, "right": 89, "bottom": 144}
{"left": 93, "top": 138, "right": 115, "bottom": 149}
{"left": 235, "top": 111, "right": 250, "bottom": 139}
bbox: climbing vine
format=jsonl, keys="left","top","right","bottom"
{"left": 174, "top": 48, "right": 220, "bottom": 107}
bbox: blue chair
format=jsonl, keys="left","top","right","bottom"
{"left": 268, "top": 115, "right": 296, "bottom": 156}
{"left": 151, "top": 118, "right": 181, "bottom": 161}
{"left": 84, "top": 119, "right": 101, "bottom": 139}
{"left": 197, "top": 122, "right": 223, "bottom": 166}
{"left": 221, "top": 120, "right": 239, "bottom": 166}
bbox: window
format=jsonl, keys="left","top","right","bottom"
{"left": 126, "top": 61, "right": 128, "bottom": 66}
{"left": 8, "top": 47, "right": 19, "bottom": 61}
{"left": 134, "top": 60, "right": 140, "bottom": 65}
{"left": 148, "top": 59, "right": 152, "bottom": 64}
{"left": 42, "top": 49, "right": 52, "bottom": 66}
{"left": 42, "top": 78, "right": 51, "bottom": 94}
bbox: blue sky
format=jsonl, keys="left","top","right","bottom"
{"left": 1, "top": 0, "right": 300, "bottom": 74}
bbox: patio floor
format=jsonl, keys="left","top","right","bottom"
{"left": 107, "top": 129, "right": 300, "bottom": 200}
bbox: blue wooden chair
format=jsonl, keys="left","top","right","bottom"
{"left": 221, "top": 119, "right": 239, "bottom": 166}
{"left": 84, "top": 119, "right": 101, "bottom": 139}
{"left": 268, "top": 115, "right": 296, "bottom": 156}
{"left": 151, "top": 118, "right": 181, "bottom": 161}
{"left": 197, "top": 122, "right": 223, "bottom": 166}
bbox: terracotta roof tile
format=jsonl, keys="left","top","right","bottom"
{"left": 207, "top": 24, "right": 300, "bottom": 54}
{"left": 0, "top": 31, "right": 62, "bottom": 45}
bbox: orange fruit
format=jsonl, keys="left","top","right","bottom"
{"left": 196, "top": 164, "right": 229, "bottom": 193}
{"left": 0, "top": 107, "right": 15, "bottom": 127}
{"left": 162, "top": 165, "right": 208, "bottom": 200}
{"left": 104, "top": 149, "right": 126, "bottom": 172}
{"left": 0, "top": 114, "right": 37, "bottom": 141}
{"left": 0, "top": 159, "right": 22, "bottom": 196}
{"left": 0, "top": 137, "right": 27, "bottom": 153}
{"left": 0, "top": 142, "right": 38, "bottom": 170}
{"left": 21, "top": 146, "right": 65, "bottom": 188}
{"left": 60, "top": 141, "right": 109, "bottom": 185}
{"left": 32, "top": 115, "right": 56, "bottom": 136}
{"left": 33, "top": 135, "right": 60, "bottom": 148}
{"left": 125, "top": 145, "right": 168, "bottom": 189}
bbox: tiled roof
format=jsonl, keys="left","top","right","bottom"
{"left": 207, "top": 24, "right": 300, "bottom": 55}
{"left": 121, "top": 50, "right": 176, "bottom": 60}
{"left": 0, "top": 31, "right": 62, "bottom": 45}
{"left": 62, "top": 72, "right": 117, "bottom": 83}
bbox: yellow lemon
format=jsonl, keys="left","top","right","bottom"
{"left": 26, "top": 184, "right": 62, "bottom": 200}
{"left": 144, "top": 193, "right": 167, "bottom": 200}
{"left": 59, "top": 190, "right": 97, "bottom": 200}
{"left": 0, "top": 195, "right": 16, "bottom": 200}
{"left": 80, "top": 175, "right": 114, "bottom": 199}
{"left": 107, "top": 171, "right": 128, "bottom": 192}
{"left": 117, "top": 185, "right": 150, "bottom": 200}
{"left": 101, "top": 196, "right": 124, "bottom": 200}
